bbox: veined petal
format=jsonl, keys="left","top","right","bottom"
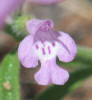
{"left": 18, "top": 35, "right": 38, "bottom": 68}
{"left": 34, "top": 61, "right": 51, "bottom": 85}
{"left": 26, "top": 19, "right": 54, "bottom": 35}
{"left": 57, "top": 32, "right": 77, "bottom": 62}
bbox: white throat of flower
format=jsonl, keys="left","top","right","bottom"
{"left": 33, "top": 41, "right": 59, "bottom": 61}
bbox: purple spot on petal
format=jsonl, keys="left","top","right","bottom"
{"left": 42, "top": 48, "right": 46, "bottom": 55}
{"left": 35, "top": 45, "right": 39, "bottom": 49}
{"left": 52, "top": 43, "right": 55, "bottom": 47}
{"left": 48, "top": 46, "right": 51, "bottom": 54}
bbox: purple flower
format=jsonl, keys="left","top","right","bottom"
{"left": 18, "top": 19, "right": 77, "bottom": 85}
{"left": 29, "top": 0, "right": 64, "bottom": 5}
{"left": 0, "top": 0, "right": 22, "bottom": 28}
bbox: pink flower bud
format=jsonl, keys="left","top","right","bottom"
{"left": 0, "top": 0, "right": 22, "bottom": 28}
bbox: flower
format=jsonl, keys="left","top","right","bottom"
{"left": 18, "top": 19, "right": 77, "bottom": 85}
{"left": 0, "top": 0, "right": 22, "bottom": 28}
{"left": 29, "top": 0, "right": 64, "bottom": 5}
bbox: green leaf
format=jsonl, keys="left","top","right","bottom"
{"left": 36, "top": 67, "right": 92, "bottom": 100}
{"left": 0, "top": 53, "right": 20, "bottom": 100}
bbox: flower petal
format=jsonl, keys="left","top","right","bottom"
{"left": 49, "top": 59, "right": 69, "bottom": 85}
{"left": 34, "top": 61, "right": 51, "bottom": 85}
{"left": 26, "top": 19, "right": 54, "bottom": 35}
{"left": 35, "top": 58, "right": 69, "bottom": 85}
{"left": 18, "top": 35, "right": 38, "bottom": 68}
{"left": 51, "top": 65, "right": 69, "bottom": 85}
{"left": 57, "top": 32, "right": 77, "bottom": 62}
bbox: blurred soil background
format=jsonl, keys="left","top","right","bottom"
{"left": 0, "top": 0, "right": 92, "bottom": 100}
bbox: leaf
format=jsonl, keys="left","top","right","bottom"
{"left": 35, "top": 67, "right": 92, "bottom": 100}
{"left": 0, "top": 53, "right": 20, "bottom": 100}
